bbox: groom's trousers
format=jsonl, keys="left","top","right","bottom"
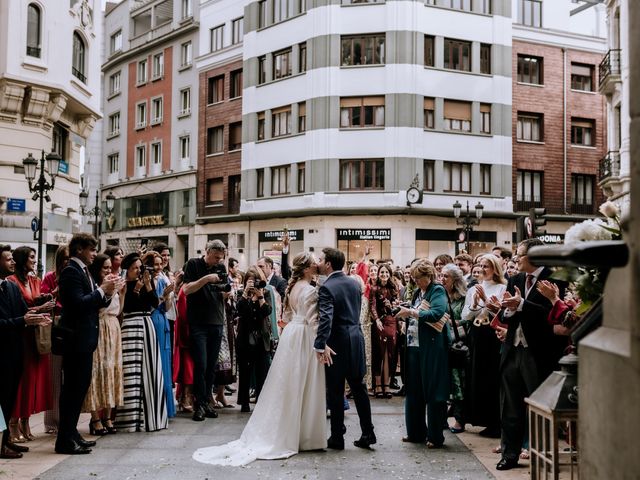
{"left": 326, "top": 369, "right": 373, "bottom": 439}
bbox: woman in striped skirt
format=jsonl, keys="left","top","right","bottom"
{"left": 115, "top": 253, "right": 168, "bottom": 433}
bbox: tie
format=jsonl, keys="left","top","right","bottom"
{"left": 526, "top": 274, "right": 534, "bottom": 292}
{"left": 84, "top": 267, "right": 94, "bottom": 291}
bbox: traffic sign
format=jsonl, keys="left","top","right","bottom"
{"left": 31, "top": 217, "right": 39, "bottom": 232}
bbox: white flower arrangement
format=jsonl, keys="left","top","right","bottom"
{"left": 564, "top": 219, "right": 614, "bottom": 244}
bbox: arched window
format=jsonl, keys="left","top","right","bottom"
{"left": 72, "top": 32, "right": 86, "bottom": 82}
{"left": 26, "top": 3, "right": 41, "bottom": 57}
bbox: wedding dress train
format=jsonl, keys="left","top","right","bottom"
{"left": 193, "top": 281, "right": 327, "bottom": 466}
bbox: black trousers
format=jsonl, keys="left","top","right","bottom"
{"left": 0, "top": 355, "right": 23, "bottom": 447}
{"left": 236, "top": 344, "right": 269, "bottom": 407}
{"left": 326, "top": 366, "right": 373, "bottom": 440}
{"left": 190, "top": 323, "right": 223, "bottom": 408}
{"left": 57, "top": 351, "right": 94, "bottom": 445}
{"left": 500, "top": 346, "right": 540, "bottom": 461}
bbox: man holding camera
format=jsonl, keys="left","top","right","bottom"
{"left": 182, "top": 240, "right": 228, "bottom": 422}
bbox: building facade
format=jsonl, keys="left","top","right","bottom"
{"left": 0, "top": 0, "right": 102, "bottom": 269}
{"left": 99, "top": 0, "right": 199, "bottom": 265}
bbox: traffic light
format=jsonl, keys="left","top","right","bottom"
{"left": 529, "top": 208, "right": 547, "bottom": 238}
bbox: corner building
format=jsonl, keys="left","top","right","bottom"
{"left": 196, "top": 0, "right": 514, "bottom": 267}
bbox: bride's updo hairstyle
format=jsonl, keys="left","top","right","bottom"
{"left": 284, "top": 252, "right": 314, "bottom": 311}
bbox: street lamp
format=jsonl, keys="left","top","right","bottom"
{"left": 453, "top": 200, "right": 484, "bottom": 253}
{"left": 79, "top": 189, "right": 116, "bottom": 240}
{"left": 22, "top": 150, "right": 61, "bottom": 278}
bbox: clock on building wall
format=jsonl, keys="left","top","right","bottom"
{"left": 406, "top": 174, "right": 423, "bottom": 206}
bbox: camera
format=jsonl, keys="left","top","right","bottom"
{"left": 254, "top": 280, "right": 267, "bottom": 289}
{"left": 391, "top": 302, "right": 411, "bottom": 316}
{"left": 209, "top": 264, "right": 232, "bottom": 292}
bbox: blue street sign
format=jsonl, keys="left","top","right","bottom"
{"left": 31, "top": 217, "right": 39, "bottom": 232}
{"left": 7, "top": 198, "right": 26, "bottom": 212}
{"left": 58, "top": 161, "right": 69, "bottom": 174}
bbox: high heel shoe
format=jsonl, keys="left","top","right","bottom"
{"left": 89, "top": 419, "right": 108, "bottom": 436}
{"left": 8, "top": 420, "right": 26, "bottom": 444}
{"left": 18, "top": 418, "right": 35, "bottom": 441}
{"left": 103, "top": 419, "right": 117, "bottom": 434}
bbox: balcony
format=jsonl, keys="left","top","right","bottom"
{"left": 599, "top": 49, "right": 621, "bottom": 94}
{"left": 598, "top": 151, "right": 620, "bottom": 182}
{"left": 130, "top": 21, "right": 172, "bottom": 50}
{"left": 570, "top": 203, "right": 595, "bottom": 215}
{"left": 515, "top": 198, "right": 542, "bottom": 212}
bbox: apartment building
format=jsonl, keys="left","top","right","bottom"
{"left": 99, "top": 0, "right": 199, "bottom": 263}
{"left": 0, "top": 0, "right": 102, "bottom": 268}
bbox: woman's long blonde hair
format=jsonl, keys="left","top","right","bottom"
{"left": 284, "top": 252, "right": 314, "bottom": 311}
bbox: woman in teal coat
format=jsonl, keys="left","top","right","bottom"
{"left": 396, "top": 259, "right": 450, "bottom": 448}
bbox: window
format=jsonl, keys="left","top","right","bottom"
{"left": 480, "top": 0, "right": 491, "bottom": 14}
{"left": 480, "top": 43, "right": 491, "bottom": 74}
{"left": 272, "top": 106, "right": 292, "bottom": 137}
{"left": 424, "top": 35, "right": 434, "bottom": 67}
{"left": 207, "top": 126, "right": 224, "bottom": 154}
{"left": 208, "top": 75, "right": 224, "bottom": 104}
{"left": 258, "top": 56, "right": 266, "bottom": 84}
{"left": 443, "top": 100, "right": 472, "bottom": 132}
{"left": 517, "top": 112, "right": 543, "bottom": 141}
{"left": 136, "top": 145, "right": 146, "bottom": 168}
{"left": 108, "top": 112, "right": 120, "bottom": 137}
{"left": 299, "top": 0, "right": 306, "bottom": 14}
{"left": 230, "top": 70, "right": 242, "bottom": 98}
{"left": 440, "top": 0, "right": 471, "bottom": 11}
{"left": 517, "top": 54, "right": 543, "bottom": 84}
{"left": 341, "top": 34, "right": 385, "bottom": 66}
{"left": 108, "top": 153, "right": 119, "bottom": 174}
{"left": 151, "top": 97, "right": 163, "bottom": 124}
{"left": 571, "top": 118, "right": 594, "bottom": 146}
{"left": 444, "top": 38, "right": 471, "bottom": 72}
{"left": 137, "top": 59, "right": 148, "bottom": 84}
{"left": 571, "top": 63, "right": 594, "bottom": 91}
{"left": 183, "top": 190, "right": 191, "bottom": 207}
{"left": 297, "top": 162, "right": 306, "bottom": 193}
{"left": 181, "top": 0, "right": 192, "bottom": 18}
{"left": 210, "top": 25, "right": 224, "bottom": 52}
{"left": 271, "top": 165, "right": 291, "bottom": 195}
{"left": 72, "top": 32, "right": 86, "bottom": 83}
{"left": 229, "top": 122, "right": 242, "bottom": 151}
{"left": 52, "top": 123, "right": 67, "bottom": 158}
{"left": 152, "top": 52, "right": 164, "bottom": 78}
{"left": 340, "top": 159, "right": 384, "bottom": 190}
{"left": 480, "top": 103, "right": 491, "bottom": 134}
{"left": 136, "top": 102, "right": 147, "bottom": 128}
{"left": 273, "top": 0, "right": 295, "bottom": 23}
{"left": 110, "top": 30, "right": 122, "bottom": 54}
{"left": 299, "top": 42, "right": 307, "bottom": 73}
{"left": 207, "top": 178, "right": 224, "bottom": 204}
{"left": 257, "top": 168, "right": 265, "bottom": 197}
{"left": 423, "top": 160, "right": 434, "bottom": 191}
{"left": 108, "top": 71, "right": 121, "bottom": 96}
{"left": 516, "top": 170, "right": 543, "bottom": 207}
{"left": 480, "top": 164, "right": 491, "bottom": 194}
{"left": 179, "top": 135, "right": 190, "bottom": 160}
{"left": 27, "top": 4, "right": 41, "bottom": 57}
{"left": 443, "top": 162, "right": 471, "bottom": 193}
{"left": 518, "top": 0, "right": 542, "bottom": 27}
{"left": 180, "top": 88, "right": 191, "bottom": 115}
{"left": 273, "top": 48, "right": 292, "bottom": 80}
{"left": 298, "top": 102, "right": 306, "bottom": 132}
{"left": 232, "top": 17, "right": 243, "bottom": 44}
{"left": 257, "top": 112, "right": 265, "bottom": 140}
{"left": 424, "top": 97, "right": 435, "bottom": 129}
{"left": 340, "top": 97, "right": 385, "bottom": 128}
{"left": 571, "top": 174, "right": 594, "bottom": 212}
{"left": 151, "top": 142, "right": 162, "bottom": 164}
{"left": 258, "top": 0, "right": 266, "bottom": 28}
{"left": 181, "top": 41, "right": 192, "bottom": 67}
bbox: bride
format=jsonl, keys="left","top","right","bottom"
{"left": 193, "top": 252, "right": 327, "bottom": 466}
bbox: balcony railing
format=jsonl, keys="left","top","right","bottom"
{"left": 571, "top": 203, "right": 595, "bottom": 215}
{"left": 599, "top": 49, "right": 621, "bottom": 89}
{"left": 130, "top": 22, "right": 173, "bottom": 50}
{"left": 599, "top": 151, "right": 621, "bottom": 181}
{"left": 72, "top": 67, "right": 87, "bottom": 84}
{"left": 515, "top": 198, "right": 542, "bottom": 212}
{"left": 26, "top": 46, "right": 41, "bottom": 58}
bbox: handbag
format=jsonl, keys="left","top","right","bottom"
{"left": 34, "top": 323, "right": 52, "bottom": 354}
{"left": 447, "top": 297, "right": 470, "bottom": 369}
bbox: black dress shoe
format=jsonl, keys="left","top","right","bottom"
{"left": 6, "top": 442, "right": 29, "bottom": 452}
{"left": 240, "top": 404, "right": 251, "bottom": 413}
{"left": 203, "top": 404, "right": 219, "bottom": 418}
{"left": 326, "top": 436, "right": 344, "bottom": 450}
{"left": 55, "top": 441, "right": 92, "bottom": 455}
{"left": 353, "top": 432, "right": 377, "bottom": 449}
{"left": 496, "top": 458, "right": 519, "bottom": 471}
{"left": 192, "top": 406, "right": 206, "bottom": 421}
{"left": 76, "top": 437, "right": 97, "bottom": 447}
{"left": 0, "top": 446, "right": 23, "bottom": 459}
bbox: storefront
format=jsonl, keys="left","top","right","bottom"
{"left": 336, "top": 228, "right": 391, "bottom": 263}
{"left": 258, "top": 229, "right": 305, "bottom": 265}
{"left": 415, "top": 229, "right": 497, "bottom": 259}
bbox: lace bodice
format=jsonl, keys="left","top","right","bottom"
{"left": 282, "top": 281, "right": 319, "bottom": 326}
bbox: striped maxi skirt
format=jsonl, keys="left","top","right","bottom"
{"left": 115, "top": 312, "right": 168, "bottom": 433}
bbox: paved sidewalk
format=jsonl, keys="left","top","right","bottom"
{"left": 1, "top": 398, "right": 530, "bottom": 480}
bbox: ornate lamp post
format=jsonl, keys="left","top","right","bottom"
{"left": 453, "top": 200, "right": 484, "bottom": 253}
{"left": 79, "top": 190, "right": 115, "bottom": 240}
{"left": 22, "top": 150, "right": 61, "bottom": 278}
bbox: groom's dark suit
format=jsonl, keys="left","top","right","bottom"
{"left": 314, "top": 271, "right": 374, "bottom": 444}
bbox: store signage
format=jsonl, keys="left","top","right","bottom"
{"left": 7, "top": 198, "right": 26, "bottom": 212}
{"left": 337, "top": 228, "right": 391, "bottom": 241}
{"left": 58, "top": 161, "right": 69, "bottom": 175}
{"left": 127, "top": 215, "right": 165, "bottom": 228}
{"left": 258, "top": 229, "right": 304, "bottom": 242}
{"left": 537, "top": 233, "right": 564, "bottom": 244}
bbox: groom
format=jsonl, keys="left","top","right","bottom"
{"left": 314, "top": 248, "right": 376, "bottom": 450}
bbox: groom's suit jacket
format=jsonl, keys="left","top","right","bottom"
{"left": 314, "top": 271, "right": 365, "bottom": 379}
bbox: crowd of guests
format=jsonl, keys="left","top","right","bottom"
{"left": 0, "top": 233, "right": 576, "bottom": 472}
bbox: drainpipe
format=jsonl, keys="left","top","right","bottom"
{"left": 563, "top": 48, "right": 568, "bottom": 214}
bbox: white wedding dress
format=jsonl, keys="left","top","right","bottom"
{"left": 193, "top": 281, "right": 327, "bottom": 466}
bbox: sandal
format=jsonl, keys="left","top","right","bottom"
{"left": 520, "top": 448, "right": 530, "bottom": 460}
{"left": 492, "top": 445, "right": 502, "bottom": 454}
{"left": 19, "top": 419, "right": 35, "bottom": 441}
{"left": 89, "top": 419, "right": 108, "bottom": 436}
{"left": 426, "top": 441, "right": 443, "bottom": 449}
{"left": 8, "top": 420, "right": 26, "bottom": 444}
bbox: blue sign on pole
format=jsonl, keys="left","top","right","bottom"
{"left": 31, "top": 217, "right": 39, "bottom": 233}
{"left": 7, "top": 198, "right": 26, "bottom": 212}
{"left": 58, "top": 161, "right": 69, "bottom": 175}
